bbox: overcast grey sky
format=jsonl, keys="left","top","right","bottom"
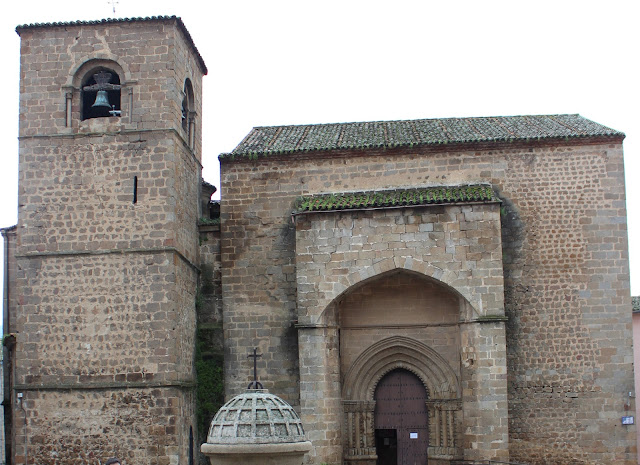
{"left": 1, "top": 0, "right": 638, "bottom": 299}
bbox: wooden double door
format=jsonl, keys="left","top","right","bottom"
{"left": 374, "top": 369, "right": 429, "bottom": 465}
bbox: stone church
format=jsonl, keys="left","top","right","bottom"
{"left": 1, "top": 15, "right": 637, "bottom": 465}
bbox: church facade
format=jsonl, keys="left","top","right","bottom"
{"left": 1, "top": 16, "right": 637, "bottom": 465}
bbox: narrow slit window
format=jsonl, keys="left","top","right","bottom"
{"left": 133, "top": 176, "right": 138, "bottom": 204}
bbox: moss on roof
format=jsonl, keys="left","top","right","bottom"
{"left": 223, "top": 114, "right": 623, "bottom": 160}
{"left": 293, "top": 184, "right": 499, "bottom": 214}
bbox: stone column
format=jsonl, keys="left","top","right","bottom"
{"left": 460, "top": 318, "right": 509, "bottom": 461}
{"left": 343, "top": 400, "right": 377, "bottom": 465}
{"left": 427, "top": 399, "right": 460, "bottom": 459}
{"left": 297, "top": 325, "right": 343, "bottom": 464}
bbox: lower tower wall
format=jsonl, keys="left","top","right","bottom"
{"left": 12, "top": 388, "right": 196, "bottom": 465}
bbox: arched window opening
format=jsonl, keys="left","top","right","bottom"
{"left": 181, "top": 94, "right": 189, "bottom": 132}
{"left": 82, "top": 68, "right": 121, "bottom": 120}
{"left": 182, "top": 79, "right": 195, "bottom": 148}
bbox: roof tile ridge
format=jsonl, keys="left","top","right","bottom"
{"left": 465, "top": 118, "right": 488, "bottom": 140}
{"left": 547, "top": 114, "right": 586, "bottom": 135}
{"left": 409, "top": 120, "right": 422, "bottom": 144}
{"left": 231, "top": 127, "right": 261, "bottom": 154}
{"left": 491, "top": 117, "right": 517, "bottom": 137}
{"left": 266, "top": 127, "right": 283, "bottom": 151}
{"left": 383, "top": 122, "right": 390, "bottom": 146}
{"left": 523, "top": 115, "right": 554, "bottom": 138}
{"left": 293, "top": 183, "right": 499, "bottom": 213}
{"left": 337, "top": 125, "right": 346, "bottom": 146}
{"left": 302, "top": 182, "right": 493, "bottom": 197}
{"left": 437, "top": 120, "right": 453, "bottom": 140}
{"left": 294, "top": 126, "right": 311, "bottom": 151}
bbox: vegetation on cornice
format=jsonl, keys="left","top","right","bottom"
{"left": 294, "top": 184, "right": 499, "bottom": 214}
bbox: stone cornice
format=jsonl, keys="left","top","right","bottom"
{"left": 14, "top": 380, "right": 195, "bottom": 391}
{"left": 16, "top": 246, "right": 200, "bottom": 273}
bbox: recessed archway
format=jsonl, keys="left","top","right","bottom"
{"left": 341, "top": 336, "right": 460, "bottom": 465}
{"left": 314, "top": 260, "right": 479, "bottom": 325}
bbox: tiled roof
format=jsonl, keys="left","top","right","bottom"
{"left": 293, "top": 184, "right": 499, "bottom": 214}
{"left": 225, "top": 114, "right": 623, "bottom": 159}
{"left": 16, "top": 16, "right": 207, "bottom": 75}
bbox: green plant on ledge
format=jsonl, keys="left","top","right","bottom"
{"left": 195, "top": 331, "right": 224, "bottom": 442}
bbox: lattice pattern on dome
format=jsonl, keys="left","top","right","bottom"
{"left": 207, "top": 390, "right": 307, "bottom": 444}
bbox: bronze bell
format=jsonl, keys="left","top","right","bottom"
{"left": 92, "top": 90, "right": 111, "bottom": 108}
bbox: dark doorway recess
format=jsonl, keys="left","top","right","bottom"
{"left": 374, "top": 369, "right": 429, "bottom": 465}
{"left": 376, "top": 429, "right": 397, "bottom": 465}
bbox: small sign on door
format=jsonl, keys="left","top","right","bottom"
{"left": 410, "top": 432, "right": 418, "bottom": 439}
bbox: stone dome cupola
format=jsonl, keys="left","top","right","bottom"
{"left": 201, "top": 389, "right": 312, "bottom": 465}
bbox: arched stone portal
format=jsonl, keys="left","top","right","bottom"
{"left": 295, "top": 211, "right": 510, "bottom": 464}
{"left": 342, "top": 337, "right": 460, "bottom": 465}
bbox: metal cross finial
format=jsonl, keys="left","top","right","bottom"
{"left": 108, "top": 0, "right": 119, "bottom": 14}
{"left": 247, "top": 348, "right": 263, "bottom": 390}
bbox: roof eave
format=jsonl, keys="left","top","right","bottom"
{"left": 292, "top": 199, "right": 502, "bottom": 217}
{"left": 16, "top": 16, "right": 208, "bottom": 76}
{"left": 221, "top": 133, "right": 626, "bottom": 162}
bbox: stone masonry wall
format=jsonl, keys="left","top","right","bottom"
{"left": 459, "top": 320, "right": 509, "bottom": 461}
{"left": 12, "top": 388, "right": 196, "bottom": 465}
{"left": 13, "top": 251, "right": 190, "bottom": 385}
{"left": 220, "top": 139, "right": 635, "bottom": 464}
{"left": 2, "top": 227, "right": 17, "bottom": 465}
{"left": 198, "top": 225, "right": 222, "bottom": 326}
{"left": 501, "top": 145, "right": 635, "bottom": 464}
{"left": 18, "top": 134, "right": 198, "bottom": 262}
{"left": 11, "top": 19, "right": 205, "bottom": 465}
{"left": 295, "top": 204, "right": 504, "bottom": 324}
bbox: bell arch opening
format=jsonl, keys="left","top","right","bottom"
{"left": 81, "top": 66, "right": 122, "bottom": 120}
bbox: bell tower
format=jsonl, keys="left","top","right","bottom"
{"left": 12, "top": 17, "right": 206, "bottom": 465}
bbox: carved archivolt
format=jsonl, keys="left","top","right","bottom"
{"left": 342, "top": 336, "right": 462, "bottom": 464}
{"left": 342, "top": 336, "right": 460, "bottom": 401}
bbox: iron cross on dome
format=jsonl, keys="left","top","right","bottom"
{"left": 247, "top": 348, "right": 264, "bottom": 390}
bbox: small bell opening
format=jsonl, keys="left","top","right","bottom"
{"left": 82, "top": 68, "right": 121, "bottom": 120}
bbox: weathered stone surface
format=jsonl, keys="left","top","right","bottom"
{"left": 7, "top": 17, "right": 205, "bottom": 465}
{"left": 220, "top": 139, "right": 635, "bottom": 464}
{"left": 4, "top": 15, "right": 636, "bottom": 465}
